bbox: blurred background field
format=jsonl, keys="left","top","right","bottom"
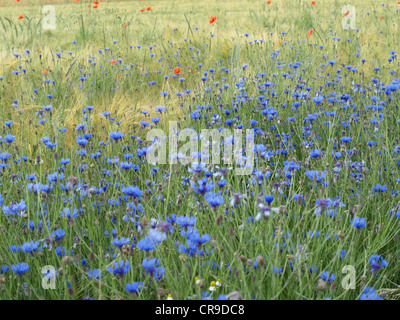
{"left": 0, "top": 0, "right": 399, "bottom": 133}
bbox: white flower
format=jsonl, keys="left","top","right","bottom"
{"left": 229, "top": 193, "right": 247, "bottom": 207}
{"left": 255, "top": 203, "right": 279, "bottom": 221}
{"left": 208, "top": 281, "right": 216, "bottom": 291}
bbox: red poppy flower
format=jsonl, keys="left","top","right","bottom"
{"left": 209, "top": 15, "right": 217, "bottom": 24}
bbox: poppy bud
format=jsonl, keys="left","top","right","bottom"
{"left": 157, "top": 288, "right": 166, "bottom": 298}
{"left": 360, "top": 275, "right": 367, "bottom": 287}
{"left": 256, "top": 256, "right": 265, "bottom": 266}
{"left": 316, "top": 279, "right": 327, "bottom": 292}
{"left": 227, "top": 291, "right": 243, "bottom": 300}
{"left": 196, "top": 278, "right": 204, "bottom": 288}
{"left": 62, "top": 256, "right": 74, "bottom": 264}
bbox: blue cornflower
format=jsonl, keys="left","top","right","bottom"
{"left": 371, "top": 184, "right": 387, "bottom": 192}
{"left": 151, "top": 117, "right": 161, "bottom": 124}
{"left": 305, "top": 170, "right": 326, "bottom": 183}
{"left": 107, "top": 260, "right": 130, "bottom": 276}
{"left": 121, "top": 185, "right": 143, "bottom": 199}
{"left": 271, "top": 266, "right": 283, "bottom": 274}
{"left": 112, "top": 237, "right": 131, "bottom": 248}
{"left": 109, "top": 131, "right": 125, "bottom": 141}
{"left": 2, "top": 199, "right": 27, "bottom": 216}
{"left": 11, "top": 262, "right": 29, "bottom": 275}
{"left": 369, "top": 254, "right": 388, "bottom": 273}
{"left": 8, "top": 245, "right": 20, "bottom": 253}
{"left": 59, "top": 158, "right": 70, "bottom": 165}
{"left": 319, "top": 271, "right": 335, "bottom": 282}
{"left": 309, "top": 149, "right": 322, "bottom": 158}
{"left": 0, "top": 265, "right": 9, "bottom": 273}
{"left": 52, "top": 228, "right": 66, "bottom": 241}
{"left": 350, "top": 217, "right": 367, "bottom": 229}
{"left": 119, "top": 162, "right": 133, "bottom": 170}
{"left": 4, "top": 134, "right": 15, "bottom": 143}
{"left": 21, "top": 241, "right": 42, "bottom": 253}
{"left": 99, "top": 111, "right": 111, "bottom": 118}
{"left": 191, "top": 178, "right": 214, "bottom": 195}
{"left": 148, "top": 222, "right": 174, "bottom": 242}
{"left": 140, "top": 121, "right": 149, "bottom": 128}
{"left": 60, "top": 208, "right": 79, "bottom": 219}
{"left": 312, "top": 96, "right": 324, "bottom": 104}
{"left": 55, "top": 246, "right": 66, "bottom": 257}
{"left": 155, "top": 106, "right": 166, "bottom": 113}
{"left": 360, "top": 287, "right": 383, "bottom": 300}
{"left": 176, "top": 215, "right": 196, "bottom": 228}
{"left": 88, "top": 269, "right": 103, "bottom": 279}
{"left": 341, "top": 136, "right": 352, "bottom": 143}
{"left": 137, "top": 236, "right": 158, "bottom": 251}
{"left": 264, "top": 195, "right": 274, "bottom": 204}
{"left": 126, "top": 282, "right": 144, "bottom": 294}
{"left": 205, "top": 192, "right": 224, "bottom": 209}
{"left": 76, "top": 137, "right": 88, "bottom": 146}
{"left": 186, "top": 228, "right": 211, "bottom": 246}
{"left": 142, "top": 258, "right": 165, "bottom": 280}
